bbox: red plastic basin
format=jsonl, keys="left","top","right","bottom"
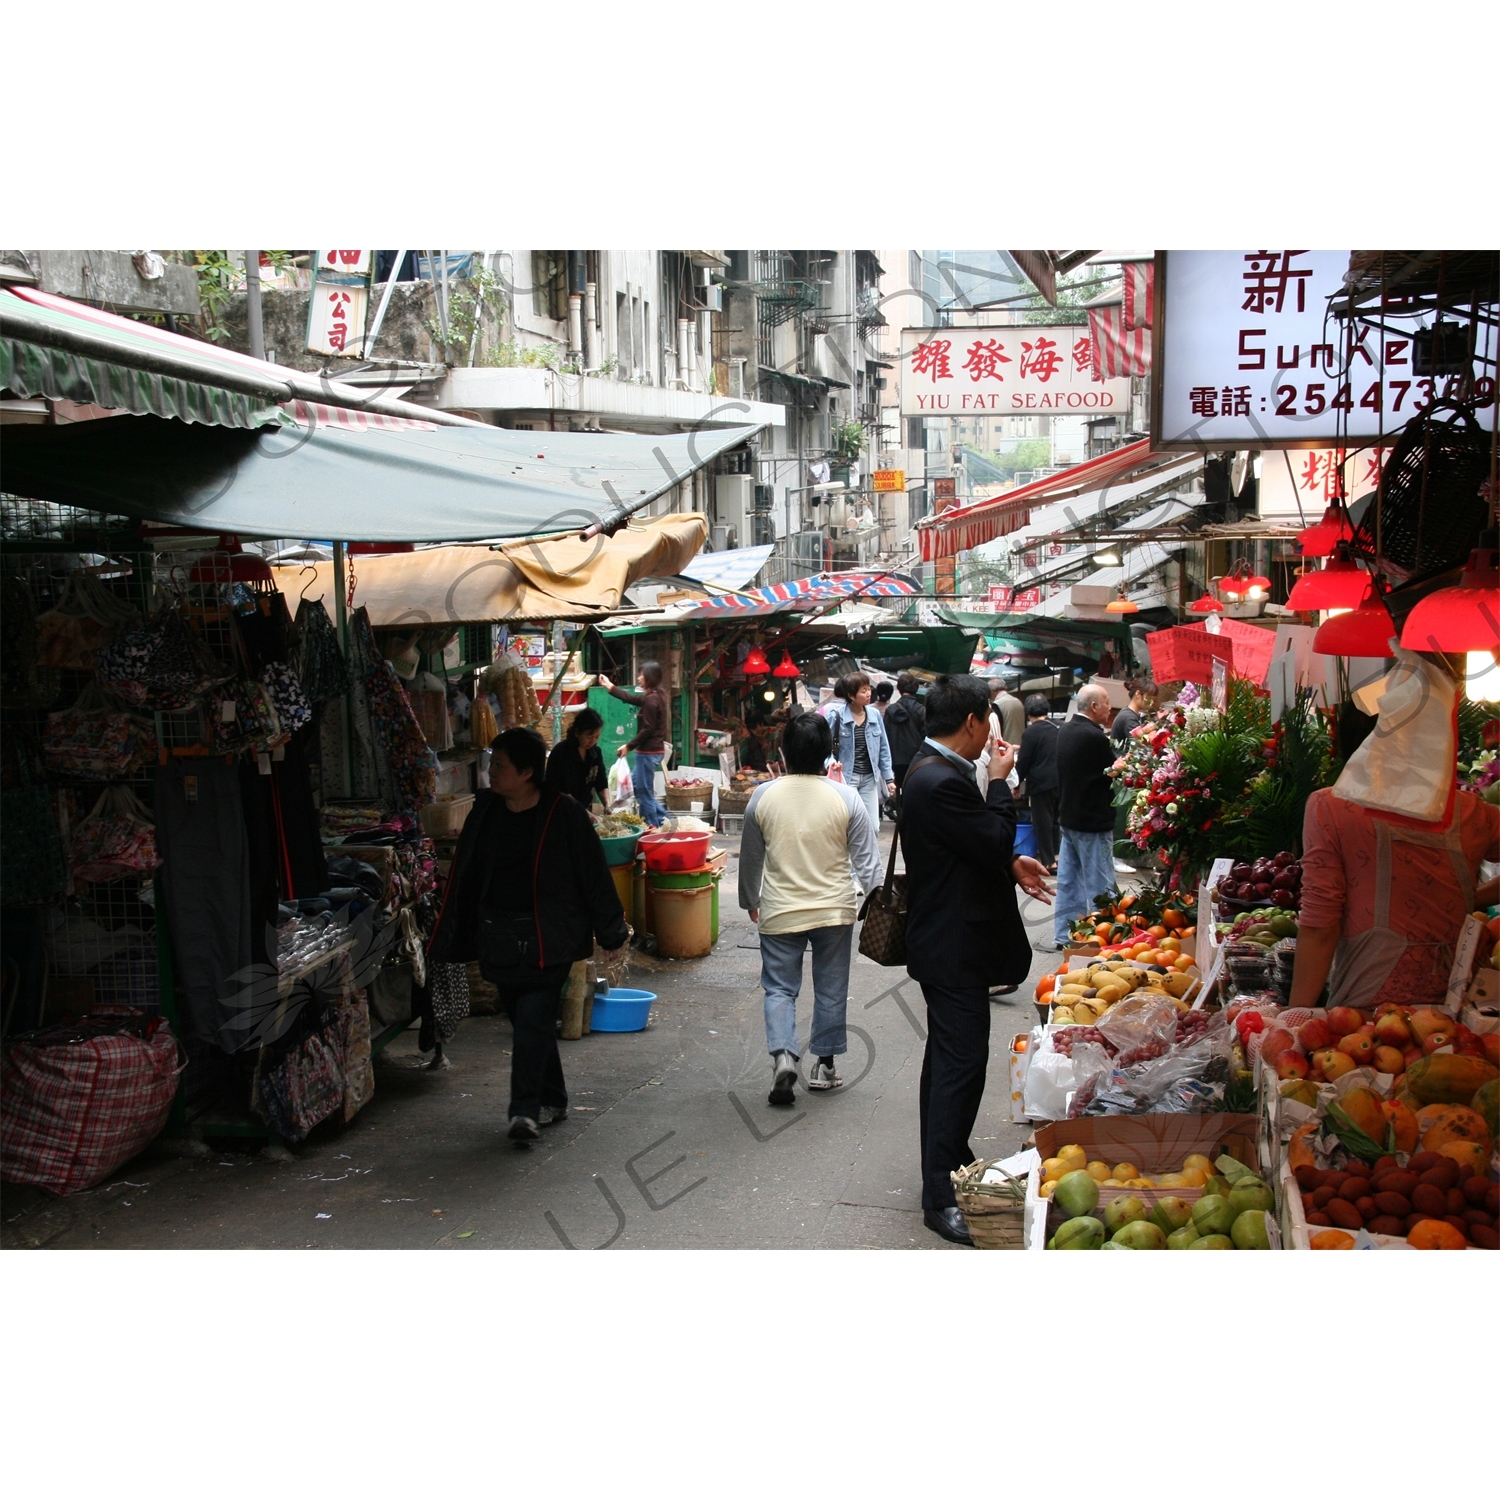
{"left": 639, "top": 830, "right": 712, "bottom": 872}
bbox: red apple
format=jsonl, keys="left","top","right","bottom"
{"left": 1326, "top": 1006, "right": 1365, "bottom": 1037}
{"left": 1357, "top": 1022, "right": 1377, "bottom": 1037}
{"left": 1409, "top": 1008, "right": 1453, "bottom": 1044}
{"left": 1274, "top": 1050, "right": 1309, "bottom": 1080}
{"left": 1374, "top": 1001, "right": 1405, "bottom": 1019}
{"left": 1483, "top": 1034, "right": 1500, "bottom": 1067}
{"left": 1314, "top": 1048, "right": 1357, "bottom": 1080}
{"left": 1421, "top": 1031, "right": 1454, "bottom": 1055}
{"left": 1373, "top": 1012, "right": 1412, "bottom": 1046}
{"left": 1402, "top": 1044, "right": 1424, "bottom": 1065}
{"left": 1298, "top": 1017, "right": 1334, "bottom": 1052}
{"left": 1337, "top": 1033, "right": 1377, "bottom": 1065}
{"left": 1372, "top": 1046, "right": 1405, "bottom": 1074}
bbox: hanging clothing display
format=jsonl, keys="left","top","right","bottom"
{"left": 153, "top": 758, "right": 253, "bottom": 1049}
{"left": 348, "top": 606, "right": 438, "bottom": 811}
{"left": 292, "top": 597, "right": 350, "bottom": 704}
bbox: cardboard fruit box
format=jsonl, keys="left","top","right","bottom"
{"left": 1026, "top": 1114, "right": 1262, "bottom": 1250}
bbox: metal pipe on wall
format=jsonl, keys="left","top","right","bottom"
{"left": 584, "top": 281, "right": 598, "bottom": 370}
{"left": 244, "top": 252, "right": 265, "bottom": 362}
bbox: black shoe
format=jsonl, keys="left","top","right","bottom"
{"left": 989, "top": 984, "right": 1018, "bottom": 999}
{"left": 768, "top": 1050, "right": 798, "bottom": 1107}
{"left": 507, "top": 1116, "right": 540, "bottom": 1142}
{"left": 418, "top": 1012, "right": 436, "bottom": 1052}
{"left": 924, "top": 1207, "right": 973, "bottom": 1246}
{"left": 1032, "top": 939, "right": 1064, "bottom": 953}
{"left": 538, "top": 1105, "right": 568, "bottom": 1126}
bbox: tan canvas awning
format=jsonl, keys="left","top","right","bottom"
{"left": 271, "top": 514, "right": 708, "bottom": 627}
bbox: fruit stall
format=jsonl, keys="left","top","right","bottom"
{"left": 989, "top": 675, "right": 1500, "bottom": 1252}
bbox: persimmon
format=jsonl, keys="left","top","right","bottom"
{"left": 1406, "top": 1219, "right": 1468, "bottom": 1250}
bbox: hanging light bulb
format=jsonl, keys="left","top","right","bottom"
{"left": 1244, "top": 571, "right": 1272, "bottom": 600}
{"left": 1313, "top": 589, "right": 1397, "bottom": 657}
{"left": 1398, "top": 531, "right": 1500, "bottom": 658}
{"left": 1295, "top": 503, "right": 1357, "bottom": 558}
{"left": 1284, "top": 546, "right": 1375, "bottom": 612}
{"left": 772, "top": 650, "right": 800, "bottom": 678}
{"left": 742, "top": 646, "right": 771, "bottom": 675}
{"left": 1219, "top": 560, "right": 1273, "bottom": 603}
{"left": 1464, "top": 648, "right": 1500, "bottom": 702}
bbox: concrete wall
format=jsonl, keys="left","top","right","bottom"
{"left": 16, "top": 250, "right": 200, "bottom": 317}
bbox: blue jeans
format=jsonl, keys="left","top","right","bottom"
{"left": 1054, "top": 828, "right": 1116, "bottom": 943}
{"left": 760, "top": 924, "right": 853, "bottom": 1059}
{"left": 632, "top": 752, "right": 665, "bottom": 826}
{"left": 851, "top": 771, "right": 882, "bottom": 829}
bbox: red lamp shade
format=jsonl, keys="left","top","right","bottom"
{"left": 1313, "top": 596, "right": 1397, "bottom": 657}
{"left": 1186, "top": 593, "right": 1223, "bottom": 614}
{"left": 1295, "top": 504, "right": 1357, "bottom": 558}
{"left": 1219, "top": 563, "right": 1273, "bottom": 601}
{"left": 1398, "top": 537, "right": 1500, "bottom": 652}
{"left": 1284, "top": 550, "right": 1374, "bottom": 612}
{"left": 742, "top": 646, "right": 771, "bottom": 675}
{"left": 772, "top": 650, "right": 800, "bottom": 678}
{"left": 1105, "top": 593, "right": 1138, "bottom": 614}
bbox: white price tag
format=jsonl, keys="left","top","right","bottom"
{"left": 256, "top": 751, "right": 272, "bottom": 775}
{"left": 220, "top": 700, "right": 237, "bottom": 722}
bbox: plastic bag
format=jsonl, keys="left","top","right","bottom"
{"left": 1023, "top": 1029, "right": 1112, "bottom": 1120}
{"left": 1096, "top": 992, "right": 1179, "bottom": 1064}
{"left": 607, "top": 756, "right": 635, "bottom": 810}
{"left": 1335, "top": 647, "right": 1456, "bottom": 823}
{"left": 1083, "top": 1031, "right": 1232, "bottom": 1116}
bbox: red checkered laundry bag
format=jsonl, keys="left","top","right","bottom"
{"left": 2, "top": 1019, "right": 183, "bottom": 1195}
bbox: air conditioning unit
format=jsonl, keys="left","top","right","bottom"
{"left": 791, "top": 530, "right": 827, "bottom": 572}
{"left": 711, "top": 524, "right": 736, "bottom": 551}
{"left": 753, "top": 483, "right": 774, "bottom": 512}
{"left": 702, "top": 285, "right": 723, "bottom": 312}
{"left": 714, "top": 474, "right": 754, "bottom": 538}
{"left": 751, "top": 512, "right": 776, "bottom": 546}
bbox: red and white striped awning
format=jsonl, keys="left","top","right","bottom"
{"left": 282, "top": 399, "right": 437, "bottom": 431}
{"left": 916, "top": 439, "right": 1182, "bottom": 562}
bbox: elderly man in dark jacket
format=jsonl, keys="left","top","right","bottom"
{"left": 900, "top": 675, "right": 1052, "bottom": 1244}
{"left": 430, "top": 728, "right": 628, "bottom": 1141}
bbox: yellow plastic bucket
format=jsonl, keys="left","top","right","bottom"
{"left": 650, "top": 883, "right": 714, "bottom": 959}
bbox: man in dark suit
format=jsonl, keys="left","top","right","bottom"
{"left": 901, "top": 675, "right": 1053, "bottom": 1245}
{"left": 1016, "top": 694, "right": 1060, "bottom": 873}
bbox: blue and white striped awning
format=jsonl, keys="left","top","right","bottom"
{"left": 678, "top": 543, "right": 774, "bottom": 593}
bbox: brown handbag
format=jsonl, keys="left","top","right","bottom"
{"left": 857, "top": 754, "right": 939, "bottom": 966}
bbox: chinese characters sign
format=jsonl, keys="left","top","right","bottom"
{"left": 307, "top": 282, "right": 369, "bottom": 357}
{"left": 900, "top": 326, "right": 1130, "bottom": 417}
{"left": 1155, "top": 251, "right": 1498, "bottom": 448}
{"left": 1147, "top": 625, "right": 1235, "bottom": 686}
{"left": 871, "top": 469, "right": 905, "bottom": 492}
{"left": 319, "top": 250, "right": 373, "bottom": 276}
{"left": 1257, "top": 446, "right": 1390, "bottom": 521}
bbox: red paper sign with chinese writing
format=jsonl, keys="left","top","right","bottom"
{"left": 1008, "top": 588, "right": 1043, "bottom": 613}
{"left": 1210, "top": 617, "right": 1276, "bottom": 686}
{"left": 1147, "top": 625, "right": 1235, "bottom": 685}
{"left": 987, "top": 585, "right": 1014, "bottom": 611}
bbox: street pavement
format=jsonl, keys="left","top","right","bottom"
{"left": 6, "top": 830, "right": 1074, "bottom": 1251}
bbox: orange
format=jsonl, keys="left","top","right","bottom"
{"left": 1406, "top": 1219, "right": 1467, "bottom": 1249}
{"left": 1095, "top": 923, "right": 1112, "bottom": 940}
{"left": 1038, "top": 974, "right": 1056, "bottom": 995}
{"left": 1159, "top": 935, "right": 1181, "bottom": 953}
{"left": 1173, "top": 954, "right": 1194, "bottom": 972}
{"left": 1162, "top": 910, "right": 1185, "bottom": 929}
{"left": 1147, "top": 925, "right": 1168, "bottom": 940}
{"left": 1181, "top": 925, "right": 1196, "bottom": 937}
{"left": 1310, "top": 1230, "right": 1355, "bottom": 1249}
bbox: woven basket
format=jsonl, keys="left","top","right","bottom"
{"left": 665, "top": 783, "right": 712, "bottom": 811}
{"left": 1354, "top": 400, "right": 1491, "bottom": 583}
{"left": 716, "top": 786, "right": 754, "bottom": 815}
{"left": 951, "top": 1158, "right": 1028, "bottom": 1249}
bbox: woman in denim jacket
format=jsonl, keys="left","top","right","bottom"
{"left": 821, "top": 672, "right": 895, "bottom": 826}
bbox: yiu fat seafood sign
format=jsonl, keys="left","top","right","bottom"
{"left": 899, "top": 326, "right": 1130, "bottom": 417}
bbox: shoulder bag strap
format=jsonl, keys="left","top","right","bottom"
{"left": 881, "top": 752, "right": 942, "bottom": 903}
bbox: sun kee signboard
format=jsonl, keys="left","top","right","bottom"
{"left": 1153, "top": 250, "right": 1498, "bottom": 449}
{"left": 900, "top": 326, "right": 1130, "bottom": 417}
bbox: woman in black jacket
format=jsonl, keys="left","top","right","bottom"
{"left": 1016, "top": 695, "right": 1061, "bottom": 873}
{"left": 430, "top": 728, "right": 629, "bottom": 1141}
{"left": 544, "top": 707, "right": 609, "bottom": 811}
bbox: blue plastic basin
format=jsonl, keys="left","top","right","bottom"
{"left": 1014, "top": 820, "right": 1037, "bottom": 859}
{"left": 590, "top": 987, "right": 656, "bottom": 1033}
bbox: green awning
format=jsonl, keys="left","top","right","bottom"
{"left": 1, "top": 333, "right": 282, "bottom": 429}
{"left": 938, "top": 608, "right": 1135, "bottom": 653}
